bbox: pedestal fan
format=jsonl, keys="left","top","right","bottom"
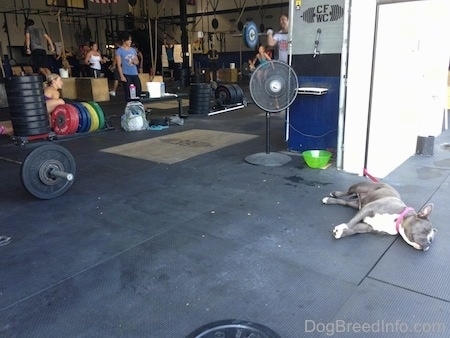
{"left": 245, "top": 60, "right": 299, "bottom": 166}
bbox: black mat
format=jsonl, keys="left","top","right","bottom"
{"left": 368, "top": 173, "right": 450, "bottom": 302}
{"left": 2, "top": 98, "right": 450, "bottom": 337}
{"left": 0, "top": 226, "right": 355, "bottom": 337}
{"left": 329, "top": 278, "right": 449, "bottom": 337}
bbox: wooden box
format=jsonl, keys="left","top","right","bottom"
{"left": 61, "top": 78, "right": 77, "bottom": 100}
{"left": 218, "top": 68, "right": 238, "bottom": 83}
{"left": 75, "top": 78, "right": 110, "bottom": 102}
{"left": 139, "top": 73, "right": 164, "bottom": 89}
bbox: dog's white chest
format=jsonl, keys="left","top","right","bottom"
{"left": 363, "top": 213, "right": 399, "bottom": 235}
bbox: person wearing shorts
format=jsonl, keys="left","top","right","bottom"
{"left": 164, "top": 37, "right": 175, "bottom": 80}
{"left": 25, "top": 18, "right": 55, "bottom": 77}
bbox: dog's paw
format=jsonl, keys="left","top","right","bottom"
{"left": 322, "top": 197, "right": 330, "bottom": 204}
{"left": 333, "top": 224, "right": 348, "bottom": 239}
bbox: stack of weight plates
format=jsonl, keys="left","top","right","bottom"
{"left": 5, "top": 76, "right": 51, "bottom": 137}
{"left": 215, "top": 84, "right": 244, "bottom": 106}
{"left": 51, "top": 101, "right": 106, "bottom": 135}
{"left": 188, "top": 83, "right": 211, "bottom": 115}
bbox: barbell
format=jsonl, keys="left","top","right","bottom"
{"left": 0, "top": 144, "right": 76, "bottom": 199}
{"left": 232, "top": 21, "right": 268, "bottom": 49}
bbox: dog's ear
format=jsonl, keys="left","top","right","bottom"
{"left": 418, "top": 203, "right": 434, "bottom": 219}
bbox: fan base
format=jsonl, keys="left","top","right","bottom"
{"left": 245, "top": 152, "right": 292, "bottom": 166}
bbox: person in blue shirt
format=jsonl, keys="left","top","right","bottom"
{"left": 115, "top": 32, "right": 141, "bottom": 101}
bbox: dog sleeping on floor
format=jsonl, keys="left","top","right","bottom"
{"left": 322, "top": 181, "right": 437, "bottom": 251}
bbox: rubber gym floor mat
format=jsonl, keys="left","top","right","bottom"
{"left": 0, "top": 225, "right": 356, "bottom": 337}
{"left": 183, "top": 179, "right": 397, "bottom": 285}
{"left": 367, "top": 173, "right": 450, "bottom": 302}
{"left": 100, "top": 129, "right": 258, "bottom": 164}
{"left": 329, "top": 278, "right": 449, "bottom": 337}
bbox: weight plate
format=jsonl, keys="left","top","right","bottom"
{"left": 215, "top": 84, "right": 237, "bottom": 105}
{"left": 81, "top": 102, "right": 99, "bottom": 131}
{"left": 186, "top": 319, "right": 281, "bottom": 338}
{"left": 88, "top": 101, "right": 106, "bottom": 129}
{"left": 6, "top": 75, "right": 43, "bottom": 84}
{"left": 212, "top": 18, "right": 219, "bottom": 29}
{"left": 66, "top": 104, "right": 80, "bottom": 135}
{"left": 11, "top": 115, "right": 49, "bottom": 123}
{"left": 79, "top": 103, "right": 92, "bottom": 132}
{"left": 231, "top": 84, "right": 244, "bottom": 103}
{"left": 72, "top": 102, "right": 91, "bottom": 133}
{"left": 243, "top": 21, "right": 259, "bottom": 49}
{"left": 13, "top": 128, "right": 50, "bottom": 137}
{"left": 51, "top": 104, "right": 79, "bottom": 135}
{"left": 8, "top": 108, "right": 48, "bottom": 117}
{"left": 8, "top": 102, "right": 46, "bottom": 111}
{"left": 13, "top": 120, "right": 50, "bottom": 129}
{"left": 6, "top": 83, "right": 43, "bottom": 92}
{"left": 238, "top": 21, "right": 244, "bottom": 31}
{"left": 70, "top": 103, "right": 88, "bottom": 133}
{"left": 20, "top": 144, "right": 76, "bottom": 200}
{"left": 12, "top": 95, "right": 45, "bottom": 104}
{"left": 6, "top": 87, "right": 44, "bottom": 95}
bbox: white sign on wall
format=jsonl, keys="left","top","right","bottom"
{"left": 291, "top": 0, "right": 345, "bottom": 55}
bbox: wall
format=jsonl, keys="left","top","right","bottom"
{"left": 0, "top": 1, "right": 288, "bottom": 57}
{"left": 0, "top": 1, "right": 130, "bottom": 57}
{"left": 288, "top": 0, "right": 345, "bottom": 152}
{"left": 343, "top": 0, "right": 450, "bottom": 178}
{"left": 340, "top": 0, "right": 377, "bottom": 175}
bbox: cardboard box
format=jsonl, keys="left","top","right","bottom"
{"left": 75, "top": 78, "right": 110, "bottom": 102}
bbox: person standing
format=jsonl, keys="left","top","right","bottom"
{"left": 76, "top": 43, "right": 90, "bottom": 77}
{"left": 164, "top": 36, "right": 175, "bottom": 80}
{"left": 132, "top": 42, "right": 144, "bottom": 73}
{"left": 84, "top": 41, "right": 107, "bottom": 78}
{"left": 108, "top": 40, "right": 121, "bottom": 97}
{"left": 267, "top": 13, "right": 289, "bottom": 63}
{"left": 207, "top": 44, "right": 219, "bottom": 82}
{"left": 115, "top": 32, "right": 141, "bottom": 101}
{"left": 249, "top": 44, "right": 272, "bottom": 70}
{"left": 24, "top": 18, "right": 55, "bottom": 77}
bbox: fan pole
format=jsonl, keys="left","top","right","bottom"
{"left": 265, "top": 112, "right": 271, "bottom": 154}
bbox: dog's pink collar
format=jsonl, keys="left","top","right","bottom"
{"left": 396, "top": 207, "right": 414, "bottom": 232}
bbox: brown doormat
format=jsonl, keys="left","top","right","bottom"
{"left": 100, "top": 129, "right": 257, "bottom": 164}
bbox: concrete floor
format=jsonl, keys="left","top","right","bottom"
{"left": 0, "top": 83, "right": 449, "bottom": 337}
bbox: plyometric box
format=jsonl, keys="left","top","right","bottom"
{"left": 75, "top": 78, "right": 110, "bottom": 102}
{"left": 138, "top": 73, "right": 163, "bottom": 90}
{"left": 61, "top": 78, "right": 77, "bottom": 100}
{"left": 218, "top": 68, "right": 238, "bottom": 83}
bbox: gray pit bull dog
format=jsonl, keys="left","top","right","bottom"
{"left": 322, "top": 181, "right": 437, "bottom": 251}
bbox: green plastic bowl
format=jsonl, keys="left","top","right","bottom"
{"left": 302, "top": 150, "right": 332, "bottom": 169}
